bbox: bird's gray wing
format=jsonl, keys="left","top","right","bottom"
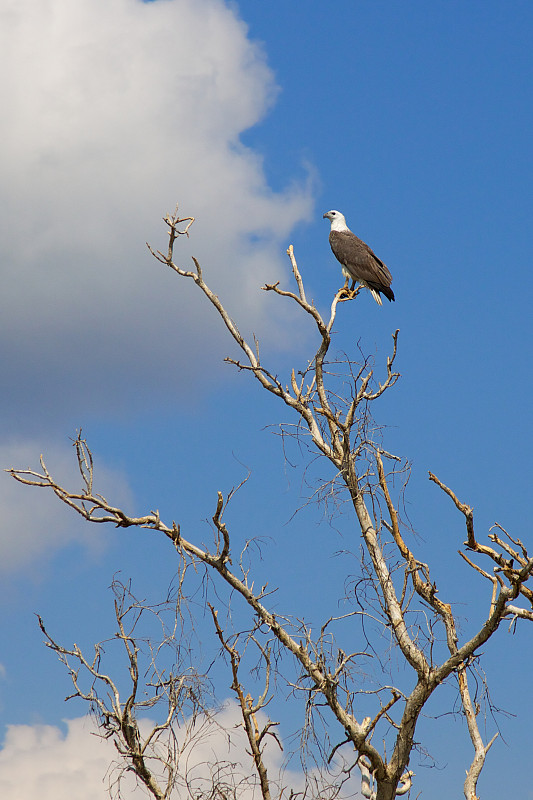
{"left": 331, "top": 231, "right": 393, "bottom": 287}
{"left": 358, "top": 239, "right": 393, "bottom": 284}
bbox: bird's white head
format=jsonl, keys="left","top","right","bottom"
{"left": 323, "top": 209, "right": 349, "bottom": 232}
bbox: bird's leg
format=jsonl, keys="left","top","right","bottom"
{"left": 337, "top": 277, "right": 352, "bottom": 302}
{"left": 348, "top": 280, "right": 361, "bottom": 300}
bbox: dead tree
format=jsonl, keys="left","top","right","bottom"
{"left": 8, "top": 207, "right": 532, "bottom": 800}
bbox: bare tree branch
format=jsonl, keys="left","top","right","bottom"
{"left": 9, "top": 206, "right": 530, "bottom": 800}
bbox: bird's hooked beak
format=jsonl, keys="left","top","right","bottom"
{"left": 322, "top": 212, "right": 330, "bottom": 219}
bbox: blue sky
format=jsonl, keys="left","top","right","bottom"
{"left": 0, "top": 1, "right": 532, "bottom": 798}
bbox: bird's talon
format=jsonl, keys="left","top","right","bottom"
{"left": 337, "top": 288, "right": 358, "bottom": 302}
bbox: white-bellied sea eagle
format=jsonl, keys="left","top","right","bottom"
{"left": 323, "top": 210, "right": 395, "bottom": 305}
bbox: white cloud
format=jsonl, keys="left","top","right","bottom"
{"left": 0, "top": 438, "right": 133, "bottom": 572}
{"left": 0, "top": 708, "right": 284, "bottom": 800}
{"left": 0, "top": 0, "right": 314, "bottom": 426}
{"left": 0, "top": 717, "right": 115, "bottom": 800}
{"left": 0, "top": 705, "right": 365, "bottom": 800}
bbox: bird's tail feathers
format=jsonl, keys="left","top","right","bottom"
{"left": 370, "top": 289, "right": 383, "bottom": 306}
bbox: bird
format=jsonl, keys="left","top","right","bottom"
{"left": 323, "top": 210, "right": 395, "bottom": 305}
